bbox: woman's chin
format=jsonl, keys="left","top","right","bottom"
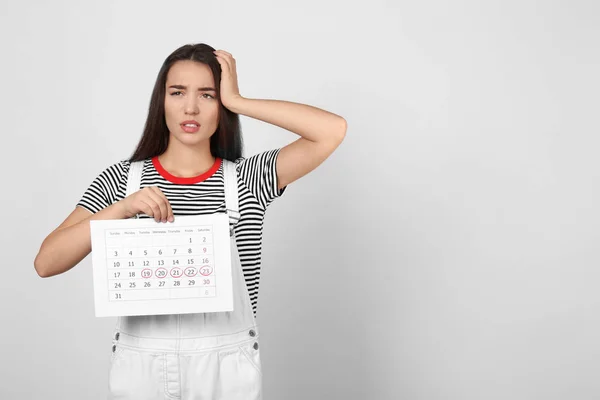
{"left": 172, "top": 133, "right": 208, "bottom": 146}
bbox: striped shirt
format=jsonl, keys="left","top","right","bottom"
{"left": 77, "top": 148, "right": 286, "bottom": 317}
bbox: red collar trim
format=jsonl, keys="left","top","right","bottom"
{"left": 151, "top": 156, "right": 222, "bottom": 184}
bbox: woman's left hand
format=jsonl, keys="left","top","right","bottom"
{"left": 214, "top": 50, "right": 243, "bottom": 110}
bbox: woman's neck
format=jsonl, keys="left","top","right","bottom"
{"left": 157, "top": 140, "right": 216, "bottom": 178}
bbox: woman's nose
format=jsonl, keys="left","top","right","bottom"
{"left": 185, "top": 101, "right": 199, "bottom": 114}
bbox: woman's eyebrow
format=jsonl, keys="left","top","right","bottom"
{"left": 168, "top": 84, "right": 216, "bottom": 91}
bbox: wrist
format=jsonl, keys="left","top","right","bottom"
{"left": 225, "top": 95, "right": 248, "bottom": 114}
{"left": 106, "top": 201, "right": 130, "bottom": 220}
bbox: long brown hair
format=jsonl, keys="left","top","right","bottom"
{"left": 129, "top": 43, "right": 243, "bottom": 162}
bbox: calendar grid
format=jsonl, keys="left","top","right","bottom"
{"left": 104, "top": 225, "right": 217, "bottom": 303}
{"left": 91, "top": 214, "right": 233, "bottom": 317}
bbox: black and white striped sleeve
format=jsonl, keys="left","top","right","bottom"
{"left": 236, "top": 148, "right": 287, "bottom": 209}
{"left": 76, "top": 161, "right": 129, "bottom": 214}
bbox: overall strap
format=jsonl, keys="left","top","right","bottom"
{"left": 222, "top": 159, "right": 241, "bottom": 236}
{"left": 125, "top": 160, "right": 144, "bottom": 218}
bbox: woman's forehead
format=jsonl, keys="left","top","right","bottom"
{"left": 166, "top": 61, "right": 214, "bottom": 87}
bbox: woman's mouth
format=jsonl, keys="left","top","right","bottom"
{"left": 180, "top": 121, "right": 200, "bottom": 133}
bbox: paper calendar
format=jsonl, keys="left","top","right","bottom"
{"left": 90, "top": 214, "right": 234, "bottom": 317}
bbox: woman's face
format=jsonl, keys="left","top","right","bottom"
{"left": 164, "top": 60, "right": 220, "bottom": 147}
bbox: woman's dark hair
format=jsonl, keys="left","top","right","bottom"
{"left": 129, "top": 43, "right": 243, "bottom": 162}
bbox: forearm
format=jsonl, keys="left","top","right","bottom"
{"left": 227, "top": 97, "right": 347, "bottom": 142}
{"left": 35, "top": 203, "right": 127, "bottom": 278}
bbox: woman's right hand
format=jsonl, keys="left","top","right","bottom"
{"left": 118, "top": 186, "right": 174, "bottom": 222}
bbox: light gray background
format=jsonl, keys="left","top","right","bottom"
{"left": 1, "top": 0, "right": 599, "bottom": 399}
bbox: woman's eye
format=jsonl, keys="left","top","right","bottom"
{"left": 170, "top": 92, "right": 213, "bottom": 98}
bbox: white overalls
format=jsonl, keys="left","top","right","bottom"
{"left": 107, "top": 159, "right": 263, "bottom": 400}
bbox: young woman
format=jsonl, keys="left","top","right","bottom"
{"left": 34, "top": 43, "right": 346, "bottom": 399}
